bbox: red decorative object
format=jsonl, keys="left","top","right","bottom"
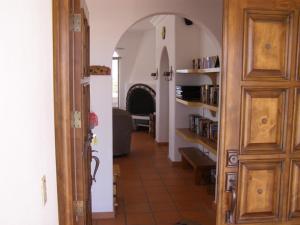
{"left": 89, "top": 112, "right": 99, "bottom": 129}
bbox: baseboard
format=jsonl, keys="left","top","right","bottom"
{"left": 156, "top": 141, "right": 169, "bottom": 146}
{"left": 92, "top": 212, "right": 115, "bottom": 219}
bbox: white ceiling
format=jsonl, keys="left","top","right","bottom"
{"left": 129, "top": 17, "right": 154, "bottom": 31}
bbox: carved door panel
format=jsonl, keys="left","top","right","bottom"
{"left": 218, "top": 1, "right": 300, "bottom": 225}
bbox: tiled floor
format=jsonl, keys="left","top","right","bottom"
{"left": 93, "top": 131, "right": 216, "bottom": 225}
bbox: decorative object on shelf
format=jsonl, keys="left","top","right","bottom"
{"left": 161, "top": 26, "right": 166, "bottom": 40}
{"left": 89, "top": 65, "right": 111, "bottom": 75}
{"left": 89, "top": 112, "right": 99, "bottom": 129}
{"left": 163, "top": 66, "right": 173, "bottom": 81}
{"left": 191, "top": 56, "right": 220, "bottom": 69}
{"left": 150, "top": 69, "right": 158, "bottom": 80}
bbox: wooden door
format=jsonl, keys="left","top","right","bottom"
{"left": 53, "top": 0, "right": 91, "bottom": 224}
{"left": 217, "top": 1, "right": 300, "bottom": 225}
{"left": 72, "top": 1, "right": 92, "bottom": 225}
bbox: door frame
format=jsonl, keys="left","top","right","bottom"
{"left": 52, "top": 1, "right": 227, "bottom": 225}
{"left": 53, "top": 0, "right": 75, "bottom": 224}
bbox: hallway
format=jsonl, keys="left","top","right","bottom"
{"left": 93, "top": 132, "right": 216, "bottom": 225}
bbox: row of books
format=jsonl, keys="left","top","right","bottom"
{"left": 192, "top": 56, "right": 220, "bottom": 69}
{"left": 176, "top": 85, "right": 219, "bottom": 106}
{"left": 189, "top": 115, "right": 218, "bottom": 143}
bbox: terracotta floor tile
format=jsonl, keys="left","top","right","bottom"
{"left": 93, "top": 213, "right": 126, "bottom": 225}
{"left": 147, "top": 193, "right": 173, "bottom": 203}
{"left": 163, "top": 177, "right": 195, "bottom": 186}
{"left": 144, "top": 185, "right": 168, "bottom": 194}
{"left": 174, "top": 200, "right": 204, "bottom": 211}
{"left": 94, "top": 132, "right": 216, "bottom": 225}
{"left": 153, "top": 211, "right": 181, "bottom": 225}
{"left": 122, "top": 188, "right": 145, "bottom": 197}
{"left": 124, "top": 194, "right": 148, "bottom": 204}
{"left": 149, "top": 200, "right": 177, "bottom": 212}
{"left": 126, "top": 213, "right": 155, "bottom": 225}
{"left": 142, "top": 178, "right": 164, "bottom": 187}
{"left": 125, "top": 202, "right": 151, "bottom": 213}
{"left": 180, "top": 210, "right": 216, "bottom": 225}
{"left": 141, "top": 173, "right": 161, "bottom": 180}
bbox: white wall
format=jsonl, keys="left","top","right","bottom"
{"left": 154, "top": 16, "right": 176, "bottom": 155}
{"left": 156, "top": 47, "right": 170, "bottom": 143}
{"left": 118, "top": 30, "right": 156, "bottom": 110}
{"left": 86, "top": 0, "right": 222, "bottom": 213}
{"left": 90, "top": 76, "right": 113, "bottom": 212}
{"left": 0, "top": 1, "right": 58, "bottom": 225}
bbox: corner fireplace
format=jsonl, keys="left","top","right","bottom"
{"left": 126, "top": 84, "right": 156, "bottom": 116}
{"left": 126, "top": 84, "right": 156, "bottom": 130}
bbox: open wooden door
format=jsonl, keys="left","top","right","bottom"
{"left": 218, "top": 1, "right": 300, "bottom": 225}
{"left": 53, "top": 0, "right": 92, "bottom": 224}
{"left": 72, "top": 2, "right": 92, "bottom": 225}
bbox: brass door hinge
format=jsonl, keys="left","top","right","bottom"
{"left": 73, "top": 200, "right": 84, "bottom": 216}
{"left": 72, "top": 111, "right": 81, "bottom": 128}
{"left": 71, "top": 14, "right": 81, "bottom": 32}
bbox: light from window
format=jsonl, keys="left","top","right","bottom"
{"left": 112, "top": 51, "right": 119, "bottom": 107}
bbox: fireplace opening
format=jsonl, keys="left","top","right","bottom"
{"left": 126, "top": 84, "right": 156, "bottom": 132}
{"left": 126, "top": 84, "right": 156, "bottom": 116}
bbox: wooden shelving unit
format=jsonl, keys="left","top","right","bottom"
{"left": 176, "top": 98, "right": 218, "bottom": 112}
{"left": 176, "top": 67, "right": 220, "bottom": 74}
{"left": 176, "top": 128, "right": 217, "bottom": 155}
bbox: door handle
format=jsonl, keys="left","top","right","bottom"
{"left": 91, "top": 150, "right": 100, "bottom": 183}
{"left": 226, "top": 176, "right": 237, "bottom": 224}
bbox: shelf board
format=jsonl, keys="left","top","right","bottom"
{"left": 176, "top": 128, "right": 217, "bottom": 155}
{"left": 176, "top": 98, "right": 218, "bottom": 112}
{"left": 176, "top": 67, "right": 220, "bottom": 74}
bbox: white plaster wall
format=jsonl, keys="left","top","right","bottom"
{"left": 153, "top": 16, "right": 177, "bottom": 159}
{"left": 86, "top": 0, "right": 222, "bottom": 213}
{"left": 156, "top": 47, "right": 170, "bottom": 143}
{"left": 90, "top": 76, "right": 113, "bottom": 212}
{"left": 0, "top": 1, "right": 58, "bottom": 225}
{"left": 118, "top": 31, "right": 143, "bottom": 109}
{"left": 154, "top": 16, "right": 176, "bottom": 157}
{"left": 118, "top": 30, "right": 156, "bottom": 110}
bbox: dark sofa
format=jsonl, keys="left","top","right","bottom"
{"left": 113, "top": 108, "right": 133, "bottom": 156}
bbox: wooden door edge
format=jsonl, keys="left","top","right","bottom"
{"left": 53, "top": 0, "right": 75, "bottom": 225}
{"left": 216, "top": 0, "right": 229, "bottom": 224}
